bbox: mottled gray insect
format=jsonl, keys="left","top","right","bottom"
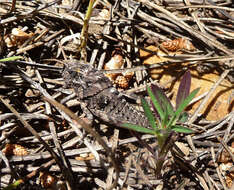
{"left": 63, "top": 61, "right": 149, "bottom": 128}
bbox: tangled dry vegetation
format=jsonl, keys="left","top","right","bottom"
{"left": 0, "top": 0, "right": 233, "bottom": 189}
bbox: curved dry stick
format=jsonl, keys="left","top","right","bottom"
{"left": 43, "top": 96, "right": 120, "bottom": 190}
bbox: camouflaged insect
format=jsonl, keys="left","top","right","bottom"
{"left": 62, "top": 61, "right": 149, "bottom": 128}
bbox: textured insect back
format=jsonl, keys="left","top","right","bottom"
{"left": 62, "top": 61, "right": 83, "bottom": 99}
{"left": 62, "top": 61, "right": 113, "bottom": 99}
{"left": 62, "top": 60, "right": 151, "bottom": 128}
{"left": 75, "top": 62, "right": 113, "bottom": 98}
{"left": 62, "top": 61, "right": 78, "bottom": 87}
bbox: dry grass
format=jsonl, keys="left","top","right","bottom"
{"left": 0, "top": 0, "right": 233, "bottom": 189}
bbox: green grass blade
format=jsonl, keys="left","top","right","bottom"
{"left": 0, "top": 56, "right": 23, "bottom": 62}
{"left": 172, "top": 125, "right": 193, "bottom": 133}
{"left": 122, "top": 123, "right": 156, "bottom": 135}
{"left": 3, "top": 179, "right": 23, "bottom": 190}
{"left": 168, "top": 88, "right": 200, "bottom": 127}
{"left": 147, "top": 86, "right": 164, "bottom": 121}
{"left": 141, "top": 98, "right": 157, "bottom": 130}
{"left": 178, "top": 112, "right": 189, "bottom": 123}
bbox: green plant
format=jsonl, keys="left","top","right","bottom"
{"left": 79, "top": 0, "right": 96, "bottom": 61}
{"left": 122, "top": 71, "right": 200, "bottom": 175}
{"left": 2, "top": 179, "right": 23, "bottom": 190}
{"left": 0, "top": 56, "right": 23, "bottom": 62}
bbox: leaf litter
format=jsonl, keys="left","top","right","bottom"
{"left": 0, "top": 0, "right": 233, "bottom": 189}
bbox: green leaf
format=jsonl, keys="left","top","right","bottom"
{"left": 175, "top": 88, "right": 200, "bottom": 117}
{"left": 122, "top": 123, "right": 157, "bottom": 135}
{"left": 141, "top": 98, "right": 157, "bottom": 130}
{"left": 0, "top": 56, "right": 23, "bottom": 62}
{"left": 168, "top": 88, "right": 200, "bottom": 127}
{"left": 178, "top": 112, "right": 189, "bottom": 123}
{"left": 172, "top": 125, "right": 193, "bottom": 133}
{"left": 147, "top": 86, "right": 164, "bottom": 121}
{"left": 3, "top": 179, "right": 23, "bottom": 190}
{"left": 161, "top": 107, "right": 169, "bottom": 129}
{"left": 150, "top": 84, "right": 174, "bottom": 117}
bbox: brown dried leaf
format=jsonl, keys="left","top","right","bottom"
{"left": 2, "top": 144, "right": 28, "bottom": 156}
{"left": 4, "top": 28, "right": 34, "bottom": 47}
{"left": 104, "top": 54, "right": 124, "bottom": 80}
{"left": 219, "top": 162, "right": 234, "bottom": 188}
{"left": 11, "top": 28, "right": 33, "bottom": 38}
{"left": 104, "top": 54, "right": 133, "bottom": 89}
{"left": 140, "top": 45, "right": 182, "bottom": 79}
{"left": 218, "top": 147, "right": 234, "bottom": 163}
{"left": 40, "top": 172, "right": 58, "bottom": 189}
{"left": 226, "top": 171, "right": 234, "bottom": 188}
{"left": 140, "top": 45, "right": 170, "bottom": 63}
{"left": 161, "top": 38, "right": 195, "bottom": 51}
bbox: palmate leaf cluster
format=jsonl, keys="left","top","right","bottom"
{"left": 123, "top": 71, "right": 200, "bottom": 136}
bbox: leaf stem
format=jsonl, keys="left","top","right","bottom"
{"left": 79, "top": 0, "right": 96, "bottom": 61}
{"left": 155, "top": 132, "right": 177, "bottom": 176}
